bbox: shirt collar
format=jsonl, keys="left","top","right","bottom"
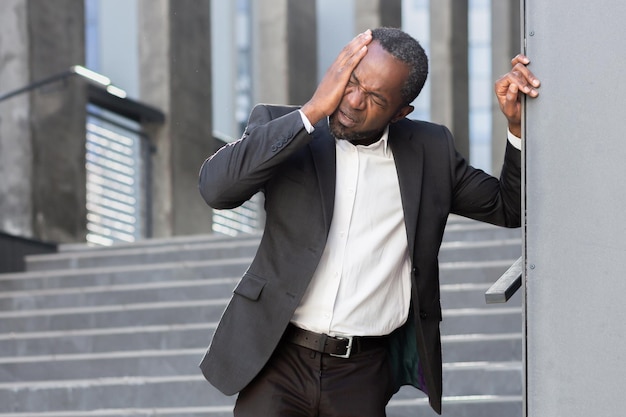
{"left": 378, "top": 125, "right": 391, "bottom": 156}
{"left": 335, "top": 125, "right": 391, "bottom": 157}
{"left": 358, "top": 125, "right": 391, "bottom": 157}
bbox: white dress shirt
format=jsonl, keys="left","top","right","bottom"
{"left": 292, "top": 116, "right": 411, "bottom": 337}
{"left": 292, "top": 111, "right": 522, "bottom": 337}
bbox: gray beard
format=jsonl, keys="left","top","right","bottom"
{"left": 328, "top": 114, "right": 384, "bottom": 145}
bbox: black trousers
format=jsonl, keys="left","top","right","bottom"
{"left": 233, "top": 339, "right": 395, "bottom": 417}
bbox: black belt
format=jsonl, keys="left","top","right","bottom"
{"left": 284, "top": 324, "right": 388, "bottom": 358}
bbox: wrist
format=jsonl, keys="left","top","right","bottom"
{"left": 508, "top": 123, "right": 521, "bottom": 138}
{"left": 507, "top": 129, "right": 522, "bottom": 150}
{"left": 301, "top": 102, "right": 326, "bottom": 126}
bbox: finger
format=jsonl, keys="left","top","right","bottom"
{"left": 353, "top": 29, "right": 372, "bottom": 42}
{"left": 514, "top": 64, "right": 541, "bottom": 88}
{"left": 504, "top": 68, "right": 540, "bottom": 98}
{"left": 332, "top": 31, "right": 371, "bottom": 73}
{"left": 343, "top": 30, "right": 372, "bottom": 58}
{"left": 511, "top": 54, "right": 530, "bottom": 67}
{"left": 510, "top": 59, "right": 541, "bottom": 89}
{"left": 506, "top": 82, "right": 520, "bottom": 103}
{"left": 510, "top": 54, "right": 541, "bottom": 90}
{"left": 502, "top": 83, "right": 522, "bottom": 122}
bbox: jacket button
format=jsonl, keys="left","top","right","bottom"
{"left": 420, "top": 311, "right": 428, "bottom": 319}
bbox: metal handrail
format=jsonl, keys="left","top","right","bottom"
{"left": 0, "top": 65, "right": 123, "bottom": 103}
{"left": 0, "top": 65, "right": 164, "bottom": 123}
{"left": 485, "top": 256, "right": 523, "bottom": 303}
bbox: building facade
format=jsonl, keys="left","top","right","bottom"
{"left": 0, "top": 0, "right": 519, "bottom": 243}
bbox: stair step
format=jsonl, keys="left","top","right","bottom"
{"left": 0, "top": 376, "right": 230, "bottom": 414}
{"left": 439, "top": 259, "right": 517, "bottom": 284}
{"left": 0, "top": 300, "right": 228, "bottom": 333}
{"left": 0, "top": 349, "right": 206, "bottom": 382}
{"left": 442, "top": 333, "right": 522, "bottom": 362}
{"left": 0, "top": 258, "right": 515, "bottom": 296}
{"left": 25, "top": 238, "right": 262, "bottom": 272}
{"left": 0, "top": 362, "right": 520, "bottom": 413}
{"left": 388, "top": 393, "right": 522, "bottom": 417}
{"left": 443, "top": 361, "right": 522, "bottom": 396}
{"left": 0, "top": 296, "right": 519, "bottom": 334}
{"left": 0, "top": 397, "right": 522, "bottom": 417}
{"left": 443, "top": 222, "right": 521, "bottom": 242}
{"left": 440, "top": 282, "right": 522, "bottom": 309}
{"left": 0, "top": 278, "right": 238, "bottom": 311}
{"left": 441, "top": 307, "right": 522, "bottom": 335}
{"left": 0, "top": 259, "right": 250, "bottom": 292}
{"left": 24, "top": 236, "right": 520, "bottom": 272}
{"left": 0, "top": 321, "right": 520, "bottom": 363}
{"left": 0, "top": 279, "right": 517, "bottom": 316}
{"left": 0, "top": 331, "right": 523, "bottom": 387}
{"left": 0, "top": 323, "right": 216, "bottom": 357}
{"left": 57, "top": 231, "right": 259, "bottom": 253}
{"left": 438, "top": 239, "right": 521, "bottom": 262}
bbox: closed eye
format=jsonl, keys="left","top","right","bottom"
{"left": 369, "top": 94, "right": 387, "bottom": 108}
{"left": 350, "top": 73, "right": 388, "bottom": 108}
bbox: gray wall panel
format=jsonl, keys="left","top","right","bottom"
{"left": 525, "top": 1, "right": 626, "bottom": 416}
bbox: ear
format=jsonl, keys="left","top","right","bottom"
{"left": 390, "top": 105, "right": 414, "bottom": 123}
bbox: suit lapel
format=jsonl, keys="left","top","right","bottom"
{"left": 389, "top": 122, "right": 424, "bottom": 257}
{"left": 309, "top": 121, "right": 336, "bottom": 233}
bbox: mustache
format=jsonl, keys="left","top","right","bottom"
{"left": 338, "top": 108, "right": 359, "bottom": 124}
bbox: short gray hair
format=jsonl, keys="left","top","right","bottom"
{"left": 371, "top": 27, "right": 429, "bottom": 105}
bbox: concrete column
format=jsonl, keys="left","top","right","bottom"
{"left": 138, "top": 0, "right": 213, "bottom": 237}
{"left": 429, "top": 0, "right": 470, "bottom": 159}
{"left": 0, "top": 0, "right": 87, "bottom": 243}
{"left": 0, "top": 0, "right": 32, "bottom": 237}
{"left": 354, "top": 0, "right": 402, "bottom": 32}
{"left": 252, "top": 0, "right": 317, "bottom": 105}
{"left": 491, "top": 0, "right": 520, "bottom": 175}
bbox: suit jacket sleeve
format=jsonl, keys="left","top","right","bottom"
{"left": 450, "top": 137, "right": 521, "bottom": 228}
{"left": 198, "top": 104, "right": 313, "bottom": 210}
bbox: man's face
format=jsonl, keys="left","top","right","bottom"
{"left": 329, "top": 41, "right": 413, "bottom": 145}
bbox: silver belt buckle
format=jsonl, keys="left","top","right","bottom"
{"left": 330, "top": 335, "right": 353, "bottom": 358}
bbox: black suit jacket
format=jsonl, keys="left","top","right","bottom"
{"left": 198, "top": 104, "right": 521, "bottom": 414}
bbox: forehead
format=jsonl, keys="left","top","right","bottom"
{"left": 353, "top": 41, "right": 409, "bottom": 97}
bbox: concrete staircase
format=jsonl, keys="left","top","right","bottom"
{"left": 0, "top": 215, "right": 522, "bottom": 417}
